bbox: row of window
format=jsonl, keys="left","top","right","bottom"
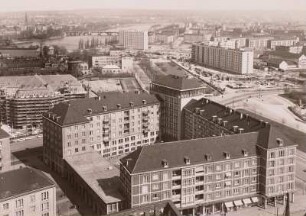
{"left": 2, "top": 192, "right": 49, "bottom": 210}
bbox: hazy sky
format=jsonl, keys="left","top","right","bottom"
{"left": 1, "top": 0, "right": 306, "bottom": 12}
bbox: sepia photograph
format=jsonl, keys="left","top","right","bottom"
{"left": 0, "top": 0, "right": 306, "bottom": 216}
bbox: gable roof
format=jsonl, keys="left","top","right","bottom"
{"left": 0, "top": 167, "right": 55, "bottom": 201}
{"left": 153, "top": 75, "right": 207, "bottom": 91}
{"left": 121, "top": 133, "right": 259, "bottom": 174}
{"left": 46, "top": 92, "right": 159, "bottom": 126}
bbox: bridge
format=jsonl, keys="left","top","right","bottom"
{"left": 65, "top": 31, "right": 119, "bottom": 37}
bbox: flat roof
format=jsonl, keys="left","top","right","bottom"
{"left": 0, "top": 167, "right": 55, "bottom": 201}
{"left": 65, "top": 151, "right": 124, "bottom": 204}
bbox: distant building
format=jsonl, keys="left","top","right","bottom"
{"left": 90, "top": 55, "right": 120, "bottom": 68}
{"left": 267, "top": 51, "right": 306, "bottom": 69}
{"left": 267, "top": 38, "right": 299, "bottom": 50}
{"left": 275, "top": 45, "right": 304, "bottom": 54}
{"left": 150, "top": 75, "right": 212, "bottom": 141}
{"left": 119, "top": 30, "right": 148, "bottom": 50}
{"left": 266, "top": 59, "right": 297, "bottom": 71}
{"left": 67, "top": 60, "right": 90, "bottom": 76}
{"left": 0, "top": 129, "right": 10, "bottom": 173}
{"left": 246, "top": 37, "right": 273, "bottom": 50}
{"left": 43, "top": 92, "right": 160, "bottom": 174}
{"left": 0, "top": 47, "right": 40, "bottom": 58}
{"left": 101, "top": 65, "right": 122, "bottom": 74}
{"left": 0, "top": 167, "right": 56, "bottom": 216}
{"left": 0, "top": 75, "right": 86, "bottom": 129}
{"left": 192, "top": 43, "right": 254, "bottom": 74}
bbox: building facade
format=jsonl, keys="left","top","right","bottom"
{"left": 192, "top": 43, "right": 254, "bottom": 74}
{"left": 150, "top": 75, "right": 212, "bottom": 141}
{"left": 120, "top": 126, "right": 296, "bottom": 215}
{"left": 0, "top": 167, "right": 56, "bottom": 216}
{"left": 267, "top": 38, "right": 299, "bottom": 50}
{"left": 0, "top": 75, "right": 86, "bottom": 129}
{"left": 0, "top": 129, "right": 10, "bottom": 173}
{"left": 119, "top": 31, "right": 149, "bottom": 50}
{"left": 43, "top": 92, "right": 160, "bottom": 174}
{"left": 246, "top": 37, "right": 273, "bottom": 50}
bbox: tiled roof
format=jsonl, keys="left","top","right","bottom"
{"left": 121, "top": 133, "right": 259, "bottom": 174}
{"left": 153, "top": 75, "right": 206, "bottom": 91}
{"left": 46, "top": 92, "right": 159, "bottom": 126}
{"left": 0, "top": 167, "right": 55, "bottom": 201}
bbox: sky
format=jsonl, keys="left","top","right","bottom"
{"left": 1, "top": 0, "right": 306, "bottom": 12}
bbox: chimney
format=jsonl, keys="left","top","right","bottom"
{"left": 205, "top": 154, "right": 212, "bottom": 161}
{"left": 230, "top": 109, "right": 233, "bottom": 114}
{"left": 233, "top": 125, "right": 239, "bottom": 132}
{"left": 96, "top": 96, "right": 101, "bottom": 101}
{"left": 242, "top": 149, "right": 248, "bottom": 156}
{"left": 199, "top": 109, "right": 205, "bottom": 115}
{"left": 238, "top": 128, "right": 244, "bottom": 133}
{"left": 212, "top": 115, "right": 218, "bottom": 122}
{"left": 218, "top": 118, "right": 222, "bottom": 125}
{"left": 102, "top": 106, "right": 107, "bottom": 111}
{"left": 206, "top": 99, "right": 209, "bottom": 104}
{"left": 125, "top": 158, "right": 132, "bottom": 166}
{"left": 130, "top": 102, "right": 134, "bottom": 107}
{"left": 195, "top": 107, "right": 200, "bottom": 114}
{"left": 223, "top": 120, "right": 228, "bottom": 127}
{"left": 240, "top": 113, "right": 244, "bottom": 119}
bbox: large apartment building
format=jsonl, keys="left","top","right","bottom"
{"left": 0, "top": 167, "right": 56, "bottom": 216}
{"left": 0, "top": 128, "right": 10, "bottom": 173}
{"left": 246, "top": 37, "right": 273, "bottom": 50}
{"left": 119, "top": 30, "right": 149, "bottom": 50}
{"left": 150, "top": 75, "right": 213, "bottom": 141}
{"left": 0, "top": 75, "right": 86, "bottom": 129}
{"left": 192, "top": 43, "right": 253, "bottom": 74}
{"left": 267, "top": 38, "right": 299, "bottom": 50}
{"left": 43, "top": 92, "right": 160, "bottom": 174}
{"left": 120, "top": 120, "right": 296, "bottom": 215}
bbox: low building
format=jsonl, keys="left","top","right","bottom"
{"left": 0, "top": 128, "right": 10, "bottom": 173}
{"left": 108, "top": 200, "right": 182, "bottom": 216}
{"left": 90, "top": 56, "right": 120, "bottom": 69}
{"left": 64, "top": 151, "right": 124, "bottom": 215}
{"left": 275, "top": 45, "right": 304, "bottom": 54}
{"left": 101, "top": 65, "right": 122, "bottom": 74}
{"left": 43, "top": 92, "right": 160, "bottom": 174}
{"left": 0, "top": 167, "right": 56, "bottom": 216}
{"left": 0, "top": 47, "right": 40, "bottom": 58}
{"left": 267, "top": 51, "right": 306, "bottom": 69}
{"left": 67, "top": 60, "right": 90, "bottom": 76}
{"left": 0, "top": 74, "right": 86, "bottom": 129}
{"left": 266, "top": 59, "right": 297, "bottom": 71}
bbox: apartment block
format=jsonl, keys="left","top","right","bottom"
{"left": 119, "top": 30, "right": 149, "bottom": 50}
{"left": 246, "top": 37, "right": 273, "bottom": 50}
{"left": 0, "top": 128, "right": 10, "bottom": 173}
{"left": 43, "top": 92, "right": 160, "bottom": 174}
{"left": 267, "top": 38, "right": 299, "bottom": 50}
{"left": 192, "top": 43, "right": 253, "bottom": 74}
{"left": 150, "top": 75, "right": 212, "bottom": 141}
{"left": 120, "top": 126, "right": 296, "bottom": 215}
{"left": 0, "top": 167, "right": 56, "bottom": 216}
{"left": 0, "top": 75, "right": 86, "bottom": 129}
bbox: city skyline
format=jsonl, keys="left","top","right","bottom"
{"left": 1, "top": 0, "right": 306, "bottom": 12}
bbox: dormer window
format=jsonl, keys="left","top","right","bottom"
{"left": 224, "top": 152, "right": 230, "bottom": 159}
{"left": 205, "top": 154, "right": 212, "bottom": 161}
{"left": 117, "top": 104, "right": 121, "bottom": 109}
{"left": 87, "top": 108, "right": 92, "bottom": 114}
{"left": 184, "top": 156, "right": 190, "bottom": 165}
{"left": 276, "top": 138, "right": 284, "bottom": 146}
{"left": 162, "top": 159, "right": 168, "bottom": 168}
{"left": 242, "top": 149, "right": 248, "bottom": 157}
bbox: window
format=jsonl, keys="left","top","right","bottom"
{"left": 16, "top": 199, "right": 23, "bottom": 208}
{"left": 143, "top": 175, "right": 150, "bottom": 183}
{"left": 41, "top": 202, "right": 49, "bottom": 211}
{"left": 152, "top": 173, "right": 159, "bottom": 181}
{"left": 41, "top": 191, "right": 49, "bottom": 201}
{"left": 3, "top": 203, "right": 9, "bottom": 210}
{"left": 30, "top": 195, "right": 35, "bottom": 202}
{"left": 15, "top": 210, "right": 24, "bottom": 216}
{"left": 269, "top": 152, "right": 275, "bottom": 158}
{"left": 279, "top": 150, "right": 285, "bottom": 157}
